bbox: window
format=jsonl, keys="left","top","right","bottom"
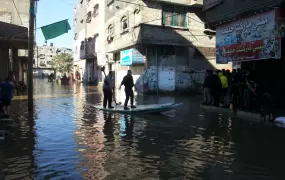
{"left": 107, "top": 0, "right": 114, "bottom": 6}
{"left": 121, "top": 16, "right": 128, "bottom": 32}
{"left": 93, "top": 4, "right": 99, "bottom": 17}
{"left": 162, "top": 5, "right": 188, "bottom": 28}
{"left": 107, "top": 24, "right": 114, "bottom": 43}
{"left": 86, "top": 11, "right": 92, "bottom": 23}
{"left": 80, "top": 41, "right": 85, "bottom": 50}
{"left": 108, "top": 24, "right": 114, "bottom": 36}
{"left": 39, "top": 54, "right": 45, "bottom": 59}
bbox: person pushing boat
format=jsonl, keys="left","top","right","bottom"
{"left": 103, "top": 71, "right": 115, "bottom": 109}
{"left": 119, "top": 70, "right": 136, "bottom": 110}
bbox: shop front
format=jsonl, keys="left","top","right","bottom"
{"left": 119, "top": 47, "right": 145, "bottom": 93}
{"left": 216, "top": 8, "right": 285, "bottom": 106}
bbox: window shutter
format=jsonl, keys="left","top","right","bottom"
{"left": 171, "top": 12, "right": 176, "bottom": 26}
{"left": 162, "top": 11, "right": 165, "bottom": 25}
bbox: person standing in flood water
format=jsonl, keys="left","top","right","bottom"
{"left": 202, "top": 70, "right": 213, "bottom": 105}
{"left": 119, "top": 70, "right": 137, "bottom": 110}
{"left": 218, "top": 71, "right": 229, "bottom": 107}
{"left": 103, "top": 71, "right": 114, "bottom": 109}
{"left": 211, "top": 71, "right": 222, "bottom": 106}
{"left": 0, "top": 77, "right": 14, "bottom": 117}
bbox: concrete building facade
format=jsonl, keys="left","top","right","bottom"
{"left": 104, "top": 0, "right": 231, "bottom": 94}
{"left": 0, "top": 0, "right": 29, "bottom": 82}
{"left": 0, "top": 0, "right": 29, "bottom": 28}
{"left": 34, "top": 45, "right": 73, "bottom": 69}
{"left": 73, "top": 0, "right": 108, "bottom": 84}
{"left": 33, "top": 44, "right": 73, "bottom": 77}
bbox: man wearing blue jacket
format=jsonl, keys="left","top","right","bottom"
{"left": 0, "top": 77, "right": 14, "bottom": 117}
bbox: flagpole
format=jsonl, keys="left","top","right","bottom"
{"left": 28, "top": 0, "right": 35, "bottom": 112}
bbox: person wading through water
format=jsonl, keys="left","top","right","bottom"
{"left": 103, "top": 71, "right": 115, "bottom": 109}
{"left": 119, "top": 70, "right": 137, "bottom": 110}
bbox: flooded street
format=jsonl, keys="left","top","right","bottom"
{"left": 1, "top": 79, "right": 285, "bottom": 180}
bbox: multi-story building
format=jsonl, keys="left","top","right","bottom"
{"left": 34, "top": 44, "right": 73, "bottom": 69}
{"left": 0, "top": 0, "right": 29, "bottom": 81}
{"left": 104, "top": 0, "right": 231, "bottom": 94}
{"left": 74, "top": 0, "right": 108, "bottom": 84}
{"left": 0, "top": 0, "right": 29, "bottom": 28}
{"left": 203, "top": 0, "right": 285, "bottom": 106}
{"left": 33, "top": 44, "right": 73, "bottom": 76}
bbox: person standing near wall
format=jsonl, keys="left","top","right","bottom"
{"left": 211, "top": 71, "right": 222, "bottom": 106}
{"left": 119, "top": 70, "right": 137, "bottom": 110}
{"left": 218, "top": 71, "right": 229, "bottom": 107}
{"left": 202, "top": 70, "right": 213, "bottom": 105}
{"left": 0, "top": 77, "right": 14, "bottom": 117}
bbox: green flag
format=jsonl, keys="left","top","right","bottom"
{"left": 41, "top": 19, "right": 71, "bottom": 40}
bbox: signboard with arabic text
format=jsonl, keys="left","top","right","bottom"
{"left": 216, "top": 9, "right": 281, "bottom": 64}
{"left": 120, "top": 48, "right": 145, "bottom": 66}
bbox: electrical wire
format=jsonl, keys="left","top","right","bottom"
{"left": 12, "top": 0, "right": 23, "bottom": 25}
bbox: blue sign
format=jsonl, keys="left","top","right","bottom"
{"left": 121, "top": 49, "right": 132, "bottom": 66}
{"left": 120, "top": 48, "right": 144, "bottom": 66}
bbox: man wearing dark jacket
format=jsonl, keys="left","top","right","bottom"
{"left": 211, "top": 70, "right": 222, "bottom": 106}
{"left": 203, "top": 70, "right": 213, "bottom": 105}
{"left": 103, "top": 71, "right": 114, "bottom": 109}
{"left": 119, "top": 70, "right": 136, "bottom": 110}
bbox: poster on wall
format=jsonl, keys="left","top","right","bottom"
{"left": 120, "top": 48, "right": 145, "bottom": 66}
{"left": 216, "top": 9, "right": 281, "bottom": 64}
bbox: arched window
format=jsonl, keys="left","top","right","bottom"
{"left": 121, "top": 16, "right": 128, "bottom": 32}
{"left": 108, "top": 24, "right": 114, "bottom": 36}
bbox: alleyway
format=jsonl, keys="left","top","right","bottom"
{"left": 1, "top": 79, "right": 285, "bottom": 180}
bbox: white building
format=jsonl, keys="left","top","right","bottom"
{"left": 33, "top": 44, "right": 73, "bottom": 76}
{"left": 73, "top": 0, "right": 107, "bottom": 84}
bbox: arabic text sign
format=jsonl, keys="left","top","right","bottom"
{"left": 120, "top": 48, "right": 145, "bottom": 66}
{"left": 121, "top": 49, "right": 132, "bottom": 66}
{"left": 216, "top": 9, "right": 281, "bottom": 63}
{"left": 217, "top": 38, "right": 281, "bottom": 61}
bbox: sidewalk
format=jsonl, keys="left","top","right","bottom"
{"left": 200, "top": 104, "right": 270, "bottom": 123}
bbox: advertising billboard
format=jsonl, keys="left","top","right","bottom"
{"left": 216, "top": 9, "right": 281, "bottom": 64}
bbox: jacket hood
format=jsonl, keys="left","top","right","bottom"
{"left": 218, "top": 72, "right": 223, "bottom": 77}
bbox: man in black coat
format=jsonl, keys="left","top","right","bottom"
{"left": 119, "top": 70, "right": 137, "bottom": 110}
{"left": 211, "top": 70, "right": 222, "bottom": 106}
{"left": 203, "top": 70, "right": 213, "bottom": 105}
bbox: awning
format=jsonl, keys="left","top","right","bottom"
{"left": 203, "top": 0, "right": 224, "bottom": 11}
{"left": 0, "top": 21, "right": 28, "bottom": 49}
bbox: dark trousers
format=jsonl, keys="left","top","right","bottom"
{"left": 124, "top": 89, "right": 134, "bottom": 107}
{"left": 103, "top": 89, "right": 113, "bottom": 108}
{"left": 212, "top": 90, "right": 220, "bottom": 106}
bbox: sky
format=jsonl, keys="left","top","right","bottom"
{"left": 36, "top": 0, "right": 77, "bottom": 48}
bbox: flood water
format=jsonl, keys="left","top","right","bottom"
{"left": 1, "top": 79, "right": 285, "bottom": 180}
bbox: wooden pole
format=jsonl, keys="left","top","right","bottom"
{"left": 28, "top": 0, "right": 35, "bottom": 111}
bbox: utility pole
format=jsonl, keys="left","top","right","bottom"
{"left": 28, "top": 0, "right": 35, "bottom": 111}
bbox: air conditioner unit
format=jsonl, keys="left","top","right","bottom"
{"left": 107, "top": 35, "right": 113, "bottom": 43}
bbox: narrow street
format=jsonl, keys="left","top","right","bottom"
{"left": 0, "top": 79, "right": 285, "bottom": 179}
